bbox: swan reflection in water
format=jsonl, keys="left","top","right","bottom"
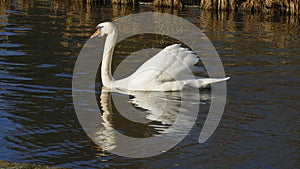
{"left": 91, "top": 87, "right": 211, "bottom": 157}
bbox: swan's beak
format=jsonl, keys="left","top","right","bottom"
{"left": 90, "top": 29, "right": 101, "bottom": 39}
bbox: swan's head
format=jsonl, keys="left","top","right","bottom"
{"left": 90, "top": 22, "right": 116, "bottom": 38}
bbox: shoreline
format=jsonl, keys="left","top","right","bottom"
{"left": 0, "top": 160, "right": 66, "bottom": 169}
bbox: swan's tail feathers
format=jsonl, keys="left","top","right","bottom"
{"left": 195, "top": 77, "right": 230, "bottom": 88}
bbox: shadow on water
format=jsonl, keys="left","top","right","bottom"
{"left": 0, "top": 0, "right": 299, "bottom": 168}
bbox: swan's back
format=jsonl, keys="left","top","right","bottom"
{"left": 112, "top": 44, "right": 228, "bottom": 91}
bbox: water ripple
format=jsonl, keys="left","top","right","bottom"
{"left": 0, "top": 82, "right": 71, "bottom": 93}
{"left": 36, "top": 64, "right": 57, "bottom": 68}
{"left": 0, "top": 44, "right": 22, "bottom": 48}
{"left": 55, "top": 73, "right": 73, "bottom": 78}
{"left": 0, "top": 73, "right": 32, "bottom": 81}
{"left": 0, "top": 61, "right": 27, "bottom": 66}
{"left": 4, "top": 27, "right": 32, "bottom": 31}
{"left": 0, "top": 22, "right": 12, "bottom": 26}
{"left": 0, "top": 50, "right": 26, "bottom": 56}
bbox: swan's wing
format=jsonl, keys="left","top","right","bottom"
{"left": 113, "top": 44, "right": 229, "bottom": 91}
{"left": 131, "top": 44, "right": 199, "bottom": 83}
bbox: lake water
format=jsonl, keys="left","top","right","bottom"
{"left": 0, "top": 0, "right": 299, "bottom": 168}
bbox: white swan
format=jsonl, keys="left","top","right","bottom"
{"left": 91, "top": 22, "right": 229, "bottom": 91}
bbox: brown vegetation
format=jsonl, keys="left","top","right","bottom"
{"left": 68, "top": 0, "right": 299, "bottom": 15}
{"left": 200, "top": 0, "right": 235, "bottom": 11}
{"left": 112, "top": 0, "right": 138, "bottom": 5}
{"left": 153, "top": 0, "right": 182, "bottom": 8}
{"left": 200, "top": 0, "right": 299, "bottom": 15}
{"left": 239, "top": 0, "right": 299, "bottom": 15}
{"left": 1, "top": 0, "right": 299, "bottom": 17}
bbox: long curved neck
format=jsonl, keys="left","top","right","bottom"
{"left": 101, "top": 29, "right": 117, "bottom": 88}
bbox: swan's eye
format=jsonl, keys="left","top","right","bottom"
{"left": 96, "top": 25, "right": 104, "bottom": 29}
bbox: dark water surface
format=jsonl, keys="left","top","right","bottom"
{"left": 1, "top": 1, "right": 299, "bottom": 168}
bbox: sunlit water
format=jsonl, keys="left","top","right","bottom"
{"left": 0, "top": 0, "right": 299, "bottom": 168}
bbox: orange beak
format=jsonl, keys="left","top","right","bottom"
{"left": 90, "top": 29, "right": 101, "bottom": 39}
